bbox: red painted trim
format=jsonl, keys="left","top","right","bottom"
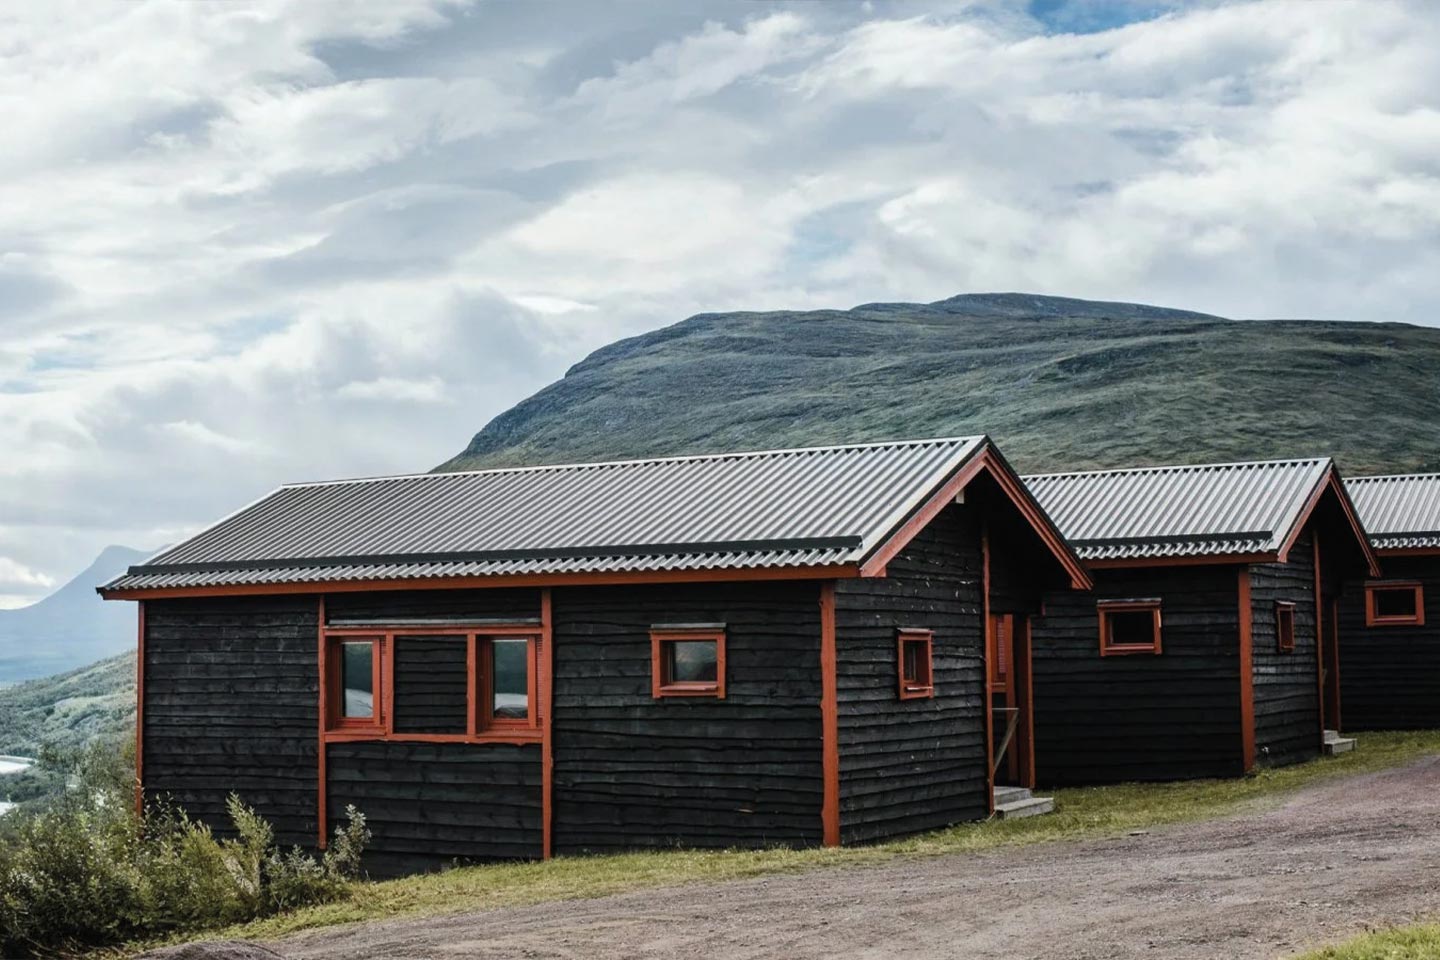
{"left": 1365, "top": 581, "right": 1426, "bottom": 627}
{"left": 322, "top": 730, "right": 541, "bottom": 745}
{"left": 466, "top": 635, "right": 478, "bottom": 739}
{"left": 1238, "top": 568, "right": 1255, "bottom": 772}
{"left": 1087, "top": 552, "right": 1279, "bottom": 570}
{"left": 896, "top": 628, "right": 934, "bottom": 700}
{"left": 1097, "top": 600, "right": 1163, "bottom": 656}
{"left": 1328, "top": 595, "right": 1342, "bottom": 732}
{"left": 859, "top": 446, "right": 1092, "bottom": 591}
{"left": 1275, "top": 601, "right": 1297, "bottom": 653}
{"left": 982, "top": 523, "right": 995, "bottom": 816}
{"left": 101, "top": 563, "right": 863, "bottom": 601}
{"left": 650, "top": 627, "right": 727, "bottom": 698}
{"left": 134, "top": 600, "right": 146, "bottom": 819}
{"left": 1015, "top": 616, "right": 1036, "bottom": 790}
{"left": 1277, "top": 468, "right": 1380, "bottom": 577}
{"left": 540, "top": 588, "right": 553, "bottom": 860}
{"left": 819, "top": 582, "right": 840, "bottom": 847}
{"left": 1314, "top": 532, "right": 1326, "bottom": 746}
{"left": 316, "top": 596, "right": 327, "bottom": 849}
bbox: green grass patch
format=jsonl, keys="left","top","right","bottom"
{"left": 153, "top": 729, "right": 1440, "bottom": 950}
{"left": 1295, "top": 924, "right": 1440, "bottom": 959}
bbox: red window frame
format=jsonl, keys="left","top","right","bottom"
{"left": 897, "top": 628, "right": 934, "bottom": 700}
{"left": 651, "top": 626, "right": 726, "bottom": 698}
{"left": 1365, "top": 582, "right": 1425, "bottom": 627}
{"left": 1098, "top": 600, "right": 1163, "bottom": 656}
{"left": 321, "top": 625, "right": 541, "bottom": 744}
{"left": 1275, "top": 601, "right": 1296, "bottom": 653}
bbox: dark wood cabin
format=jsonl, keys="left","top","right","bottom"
{"left": 1024, "top": 458, "right": 1379, "bottom": 786}
{"left": 100, "top": 436, "right": 1089, "bottom": 876}
{"left": 1338, "top": 474, "right": 1440, "bottom": 730}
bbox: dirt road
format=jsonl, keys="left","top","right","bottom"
{"left": 274, "top": 757, "right": 1440, "bottom": 960}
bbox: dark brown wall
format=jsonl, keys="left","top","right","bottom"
{"left": 1339, "top": 555, "right": 1440, "bottom": 730}
{"left": 833, "top": 503, "right": 988, "bottom": 843}
{"left": 1249, "top": 529, "right": 1321, "bottom": 767}
{"left": 550, "top": 580, "right": 825, "bottom": 852}
{"left": 1032, "top": 565, "right": 1244, "bottom": 785}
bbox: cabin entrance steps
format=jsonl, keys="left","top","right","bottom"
{"left": 1323, "top": 729, "right": 1357, "bottom": 756}
{"left": 993, "top": 785, "right": 1054, "bottom": 820}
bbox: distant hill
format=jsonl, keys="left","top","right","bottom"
{"left": 441, "top": 293, "right": 1440, "bottom": 476}
{"left": 0, "top": 546, "right": 150, "bottom": 684}
{"left": 0, "top": 650, "right": 134, "bottom": 757}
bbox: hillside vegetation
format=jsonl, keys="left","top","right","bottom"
{"left": 0, "top": 651, "right": 135, "bottom": 758}
{"left": 442, "top": 293, "right": 1440, "bottom": 476}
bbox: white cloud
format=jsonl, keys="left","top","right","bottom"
{"left": 1, "top": 0, "right": 1439, "bottom": 613}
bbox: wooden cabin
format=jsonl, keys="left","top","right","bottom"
{"left": 1337, "top": 473, "right": 1440, "bottom": 730}
{"left": 99, "top": 437, "right": 1088, "bottom": 875}
{"left": 1023, "top": 458, "right": 1378, "bottom": 786}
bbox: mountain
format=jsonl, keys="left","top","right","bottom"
{"left": 0, "top": 651, "right": 134, "bottom": 757}
{"left": 442, "top": 293, "right": 1440, "bottom": 476}
{"left": 0, "top": 546, "right": 151, "bottom": 684}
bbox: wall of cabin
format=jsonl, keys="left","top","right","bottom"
{"left": 1339, "top": 555, "right": 1440, "bottom": 730}
{"left": 320, "top": 588, "right": 545, "bottom": 875}
{"left": 1032, "top": 565, "right": 1243, "bottom": 785}
{"left": 550, "top": 581, "right": 825, "bottom": 852}
{"left": 142, "top": 595, "right": 319, "bottom": 847}
{"left": 1248, "top": 529, "right": 1322, "bottom": 767}
{"left": 833, "top": 503, "right": 988, "bottom": 844}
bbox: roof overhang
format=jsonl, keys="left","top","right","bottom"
{"left": 1277, "top": 466, "right": 1381, "bottom": 577}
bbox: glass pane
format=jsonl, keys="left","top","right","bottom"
{"left": 492, "top": 638, "right": 529, "bottom": 720}
{"left": 1376, "top": 589, "right": 1417, "bottom": 618}
{"left": 667, "top": 640, "right": 717, "bottom": 684}
{"left": 340, "top": 642, "right": 374, "bottom": 718}
{"left": 903, "top": 640, "right": 925, "bottom": 684}
{"left": 391, "top": 636, "right": 468, "bottom": 734}
{"left": 1107, "top": 610, "right": 1156, "bottom": 647}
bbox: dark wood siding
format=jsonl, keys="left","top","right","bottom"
{"left": 1032, "top": 566, "right": 1243, "bottom": 785}
{"left": 1339, "top": 556, "right": 1440, "bottom": 730}
{"left": 326, "top": 741, "right": 541, "bottom": 877}
{"left": 834, "top": 504, "right": 988, "bottom": 844}
{"left": 142, "top": 596, "right": 318, "bottom": 846}
{"left": 1249, "top": 529, "right": 1321, "bottom": 767}
{"left": 324, "top": 588, "right": 539, "bottom": 624}
{"left": 390, "top": 636, "right": 469, "bottom": 735}
{"left": 551, "top": 581, "right": 823, "bottom": 852}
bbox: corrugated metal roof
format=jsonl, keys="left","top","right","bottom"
{"left": 103, "top": 437, "right": 987, "bottom": 591}
{"left": 1024, "top": 458, "right": 1332, "bottom": 561}
{"left": 1349, "top": 473, "right": 1440, "bottom": 551}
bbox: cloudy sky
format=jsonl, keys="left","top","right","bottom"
{"left": 1, "top": 0, "right": 1438, "bottom": 607}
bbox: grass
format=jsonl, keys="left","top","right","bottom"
{"left": 144, "top": 729, "right": 1440, "bottom": 951}
{"left": 1296, "top": 924, "right": 1440, "bottom": 959}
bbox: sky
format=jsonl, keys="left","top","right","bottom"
{"left": 0, "top": 0, "right": 1438, "bottom": 608}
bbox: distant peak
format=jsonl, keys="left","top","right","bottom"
{"left": 921, "top": 292, "right": 1228, "bottom": 322}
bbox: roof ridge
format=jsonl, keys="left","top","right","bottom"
{"left": 1023, "top": 456, "right": 1329, "bottom": 483}
{"left": 280, "top": 436, "right": 985, "bottom": 490}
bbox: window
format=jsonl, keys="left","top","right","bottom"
{"left": 1366, "top": 582, "right": 1425, "bottom": 627}
{"left": 651, "top": 626, "right": 726, "bottom": 698}
{"left": 1098, "top": 600, "right": 1162, "bottom": 656}
{"left": 323, "top": 627, "right": 539, "bottom": 742}
{"left": 1275, "top": 602, "right": 1296, "bottom": 653}
{"left": 897, "top": 628, "right": 934, "bottom": 700}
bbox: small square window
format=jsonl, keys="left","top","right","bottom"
{"left": 1366, "top": 582, "right": 1425, "bottom": 627}
{"left": 897, "top": 628, "right": 934, "bottom": 700}
{"left": 1098, "top": 601, "right": 1162, "bottom": 656}
{"left": 1275, "top": 602, "right": 1296, "bottom": 653}
{"left": 651, "top": 627, "right": 726, "bottom": 698}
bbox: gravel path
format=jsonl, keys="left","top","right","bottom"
{"left": 273, "top": 757, "right": 1440, "bottom": 960}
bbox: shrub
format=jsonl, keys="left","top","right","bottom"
{"left": 0, "top": 741, "right": 368, "bottom": 957}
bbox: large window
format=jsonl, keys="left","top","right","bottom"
{"left": 1098, "top": 600, "right": 1163, "bottom": 656}
{"left": 1366, "top": 582, "right": 1425, "bottom": 627}
{"left": 897, "top": 628, "right": 934, "bottom": 700}
{"left": 1275, "top": 602, "right": 1297, "bottom": 653}
{"left": 323, "top": 627, "right": 539, "bottom": 743}
{"left": 651, "top": 626, "right": 726, "bottom": 698}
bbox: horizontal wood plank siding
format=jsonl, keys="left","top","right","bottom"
{"left": 1339, "top": 556, "right": 1440, "bottom": 729}
{"left": 1249, "top": 529, "right": 1321, "bottom": 767}
{"left": 326, "top": 741, "right": 541, "bottom": 876}
{"left": 324, "top": 588, "right": 540, "bottom": 624}
{"left": 1033, "top": 566, "right": 1243, "bottom": 785}
{"left": 142, "top": 596, "right": 318, "bottom": 846}
{"left": 834, "top": 504, "right": 988, "bottom": 844}
{"left": 551, "top": 582, "right": 824, "bottom": 852}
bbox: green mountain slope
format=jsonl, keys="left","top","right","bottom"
{"left": 0, "top": 651, "right": 135, "bottom": 757}
{"left": 442, "top": 293, "right": 1440, "bottom": 476}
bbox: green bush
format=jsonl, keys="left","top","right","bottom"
{"left": 0, "top": 741, "right": 369, "bottom": 957}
